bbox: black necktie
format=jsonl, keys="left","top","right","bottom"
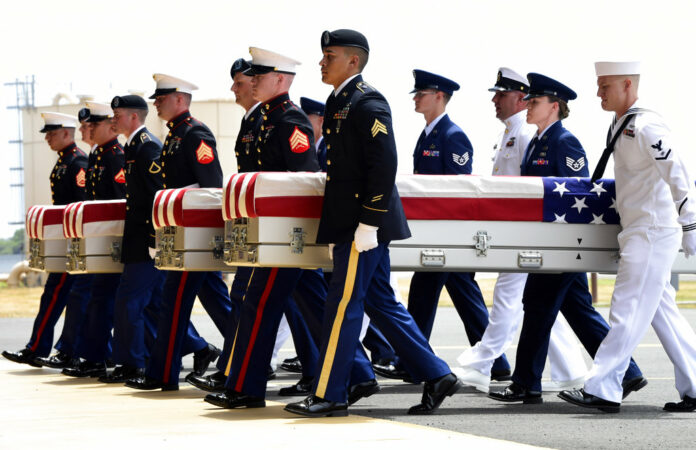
{"left": 523, "top": 136, "right": 538, "bottom": 165}
{"left": 591, "top": 114, "right": 636, "bottom": 182}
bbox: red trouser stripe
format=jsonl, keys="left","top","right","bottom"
{"left": 162, "top": 272, "right": 189, "bottom": 384}
{"left": 30, "top": 273, "right": 68, "bottom": 352}
{"left": 234, "top": 267, "right": 278, "bottom": 391}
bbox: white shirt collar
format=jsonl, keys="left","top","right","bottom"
{"left": 244, "top": 102, "right": 261, "bottom": 120}
{"left": 90, "top": 144, "right": 98, "bottom": 153}
{"left": 503, "top": 109, "right": 527, "bottom": 129}
{"left": 127, "top": 125, "right": 146, "bottom": 146}
{"left": 424, "top": 112, "right": 447, "bottom": 136}
{"left": 316, "top": 136, "right": 323, "bottom": 148}
{"left": 334, "top": 74, "right": 361, "bottom": 96}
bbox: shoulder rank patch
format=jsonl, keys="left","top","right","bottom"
{"left": 149, "top": 161, "right": 161, "bottom": 174}
{"left": 453, "top": 152, "right": 470, "bottom": 166}
{"left": 196, "top": 140, "right": 215, "bottom": 164}
{"left": 114, "top": 168, "right": 126, "bottom": 184}
{"left": 76, "top": 168, "right": 86, "bottom": 188}
{"left": 651, "top": 140, "right": 671, "bottom": 160}
{"left": 289, "top": 127, "right": 310, "bottom": 153}
{"left": 565, "top": 156, "right": 586, "bottom": 172}
{"left": 371, "top": 119, "right": 388, "bottom": 137}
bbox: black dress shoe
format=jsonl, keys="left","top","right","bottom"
{"left": 62, "top": 360, "right": 107, "bottom": 378}
{"left": 267, "top": 366, "right": 276, "bottom": 380}
{"left": 663, "top": 394, "right": 696, "bottom": 412}
{"left": 408, "top": 372, "right": 461, "bottom": 415}
{"left": 622, "top": 376, "right": 648, "bottom": 399}
{"left": 280, "top": 356, "right": 303, "bottom": 373}
{"left": 278, "top": 376, "right": 313, "bottom": 396}
{"left": 185, "top": 370, "right": 227, "bottom": 392}
{"left": 488, "top": 382, "right": 542, "bottom": 404}
{"left": 125, "top": 375, "right": 178, "bottom": 391}
{"left": 372, "top": 358, "right": 408, "bottom": 380}
{"left": 348, "top": 379, "right": 380, "bottom": 405}
{"left": 2, "top": 348, "right": 41, "bottom": 367}
{"left": 192, "top": 344, "right": 221, "bottom": 376}
{"left": 34, "top": 351, "right": 72, "bottom": 369}
{"left": 491, "top": 369, "right": 512, "bottom": 381}
{"left": 558, "top": 388, "right": 620, "bottom": 413}
{"left": 204, "top": 390, "right": 265, "bottom": 408}
{"left": 284, "top": 395, "right": 348, "bottom": 417}
{"left": 98, "top": 365, "right": 144, "bottom": 383}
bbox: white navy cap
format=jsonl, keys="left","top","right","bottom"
{"left": 149, "top": 73, "right": 199, "bottom": 99}
{"left": 245, "top": 47, "right": 301, "bottom": 75}
{"left": 595, "top": 61, "right": 641, "bottom": 77}
{"left": 84, "top": 102, "right": 113, "bottom": 122}
{"left": 488, "top": 67, "right": 529, "bottom": 93}
{"left": 40, "top": 112, "right": 78, "bottom": 133}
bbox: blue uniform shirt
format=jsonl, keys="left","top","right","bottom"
{"left": 520, "top": 121, "right": 589, "bottom": 177}
{"left": 413, "top": 114, "right": 473, "bottom": 175}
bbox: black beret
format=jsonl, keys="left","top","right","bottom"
{"left": 321, "top": 29, "right": 369, "bottom": 53}
{"left": 78, "top": 108, "right": 90, "bottom": 122}
{"left": 230, "top": 58, "right": 251, "bottom": 78}
{"left": 111, "top": 95, "right": 148, "bottom": 110}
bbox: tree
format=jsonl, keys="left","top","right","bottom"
{"left": 0, "top": 228, "right": 24, "bottom": 255}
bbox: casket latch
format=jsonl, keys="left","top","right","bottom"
{"left": 289, "top": 227, "right": 306, "bottom": 254}
{"left": 474, "top": 231, "right": 491, "bottom": 256}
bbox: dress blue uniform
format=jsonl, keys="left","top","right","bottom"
{"left": 301, "top": 97, "right": 328, "bottom": 171}
{"left": 502, "top": 73, "right": 643, "bottom": 394}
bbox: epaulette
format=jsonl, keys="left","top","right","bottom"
{"left": 356, "top": 81, "right": 375, "bottom": 93}
{"left": 140, "top": 132, "right": 151, "bottom": 143}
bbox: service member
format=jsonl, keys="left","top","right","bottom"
{"left": 559, "top": 61, "right": 696, "bottom": 413}
{"left": 300, "top": 97, "right": 327, "bottom": 171}
{"left": 455, "top": 67, "right": 587, "bottom": 393}
{"left": 285, "top": 29, "right": 459, "bottom": 418}
{"left": 489, "top": 73, "right": 645, "bottom": 404}
{"left": 2, "top": 112, "right": 86, "bottom": 367}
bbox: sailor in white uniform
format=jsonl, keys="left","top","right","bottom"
{"left": 559, "top": 61, "right": 696, "bottom": 413}
{"left": 455, "top": 67, "right": 587, "bottom": 393}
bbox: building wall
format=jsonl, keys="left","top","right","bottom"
{"left": 22, "top": 99, "right": 244, "bottom": 211}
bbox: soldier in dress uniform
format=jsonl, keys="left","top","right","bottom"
{"left": 285, "top": 29, "right": 459, "bottom": 418}
{"left": 300, "top": 97, "right": 327, "bottom": 171}
{"left": 97, "top": 95, "right": 166, "bottom": 383}
{"left": 2, "top": 113, "right": 86, "bottom": 367}
{"left": 455, "top": 67, "right": 588, "bottom": 394}
{"left": 62, "top": 102, "right": 126, "bottom": 378}
{"left": 125, "top": 73, "right": 232, "bottom": 391}
{"left": 559, "top": 62, "right": 696, "bottom": 413}
{"left": 489, "top": 73, "right": 645, "bottom": 404}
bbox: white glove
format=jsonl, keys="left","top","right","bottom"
{"left": 328, "top": 243, "right": 335, "bottom": 260}
{"left": 148, "top": 247, "right": 157, "bottom": 259}
{"left": 354, "top": 223, "right": 378, "bottom": 253}
{"left": 682, "top": 230, "right": 696, "bottom": 258}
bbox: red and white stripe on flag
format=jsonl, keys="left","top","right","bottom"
{"left": 62, "top": 200, "right": 126, "bottom": 238}
{"left": 26, "top": 205, "right": 66, "bottom": 240}
{"left": 152, "top": 188, "right": 224, "bottom": 229}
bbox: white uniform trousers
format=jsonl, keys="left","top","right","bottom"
{"left": 457, "top": 272, "right": 587, "bottom": 381}
{"left": 584, "top": 226, "right": 696, "bottom": 403}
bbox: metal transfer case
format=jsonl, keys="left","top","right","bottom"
{"left": 152, "top": 188, "right": 228, "bottom": 271}
{"left": 63, "top": 200, "right": 126, "bottom": 274}
{"left": 26, "top": 205, "right": 68, "bottom": 272}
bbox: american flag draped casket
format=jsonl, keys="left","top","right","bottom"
{"left": 25, "top": 205, "right": 68, "bottom": 272}
{"left": 62, "top": 200, "right": 126, "bottom": 273}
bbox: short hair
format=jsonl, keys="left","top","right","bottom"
{"left": 344, "top": 47, "right": 369, "bottom": 71}
{"left": 548, "top": 95, "right": 570, "bottom": 120}
{"left": 442, "top": 92, "right": 452, "bottom": 105}
{"left": 176, "top": 92, "right": 192, "bottom": 107}
{"left": 121, "top": 107, "right": 148, "bottom": 123}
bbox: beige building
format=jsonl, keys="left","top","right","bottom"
{"left": 22, "top": 98, "right": 244, "bottom": 210}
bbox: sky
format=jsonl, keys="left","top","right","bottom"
{"left": 0, "top": 0, "right": 694, "bottom": 238}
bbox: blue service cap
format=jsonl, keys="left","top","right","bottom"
{"left": 321, "top": 29, "right": 369, "bottom": 53}
{"left": 410, "top": 69, "right": 460, "bottom": 96}
{"left": 230, "top": 58, "right": 251, "bottom": 78}
{"left": 524, "top": 73, "right": 577, "bottom": 102}
{"left": 300, "top": 97, "right": 325, "bottom": 116}
{"left": 111, "top": 95, "right": 148, "bottom": 110}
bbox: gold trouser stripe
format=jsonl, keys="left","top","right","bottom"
{"left": 315, "top": 243, "right": 360, "bottom": 398}
{"left": 225, "top": 268, "right": 256, "bottom": 376}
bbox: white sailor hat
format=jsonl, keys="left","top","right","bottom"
{"left": 595, "top": 61, "right": 641, "bottom": 77}
{"left": 245, "top": 47, "right": 301, "bottom": 75}
{"left": 149, "top": 73, "right": 199, "bottom": 99}
{"left": 488, "top": 67, "right": 529, "bottom": 93}
{"left": 40, "top": 112, "right": 78, "bottom": 133}
{"left": 84, "top": 102, "right": 113, "bottom": 122}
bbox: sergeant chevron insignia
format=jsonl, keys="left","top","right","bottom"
{"left": 565, "top": 156, "right": 585, "bottom": 172}
{"left": 371, "top": 119, "right": 387, "bottom": 137}
{"left": 76, "top": 168, "right": 86, "bottom": 188}
{"left": 289, "top": 127, "right": 310, "bottom": 153}
{"left": 149, "top": 161, "right": 161, "bottom": 174}
{"left": 453, "top": 152, "right": 470, "bottom": 166}
{"left": 196, "top": 140, "right": 215, "bottom": 164}
{"left": 114, "top": 168, "right": 126, "bottom": 184}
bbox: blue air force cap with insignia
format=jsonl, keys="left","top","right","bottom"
{"left": 410, "top": 69, "right": 460, "bottom": 96}
{"left": 523, "top": 73, "right": 577, "bottom": 102}
{"left": 300, "top": 97, "right": 325, "bottom": 116}
{"left": 321, "top": 29, "right": 369, "bottom": 53}
{"left": 84, "top": 102, "right": 114, "bottom": 122}
{"left": 78, "top": 108, "right": 90, "bottom": 123}
{"left": 488, "top": 67, "right": 529, "bottom": 93}
{"left": 244, "top": 47, "right": 301, "bottom": 75}
{"left": 149, "top": 73, "right": 199, "bottom": 99}
{"left": 40, "top": 112, "right": 78, "bottom": 133}
{"left": 230, "top": 58, "right": 251, "bottom": 78}
{"left": 111, "top": 95, "right": 148, "bottom": 110}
